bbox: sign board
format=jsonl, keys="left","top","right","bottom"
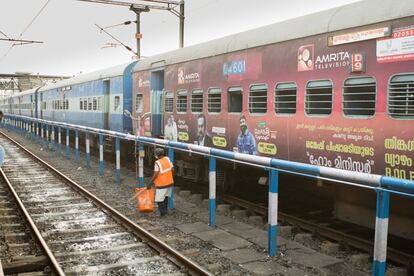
{"left": 329, "top": 26, "right": 391, "bottom": 46}
{"left": 377, "top": 27, "right": 414, "bottom": 63}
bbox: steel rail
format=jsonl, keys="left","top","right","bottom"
{"left": 221, "top": 194, "right": 414, "bottom": 267}
{"left": 0, "top": 130, "right": 211, "bottom": 276}
{"left": 0, "top": 171, "right": 65, "bottom": 275}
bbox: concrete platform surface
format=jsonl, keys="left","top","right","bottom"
{"left": 286, "top": 246, "right": 342, "bottom": 268}
{"left": 249, "top": 235, "right": 287, "bottom": 249}
{"left": 241, "top": 261, "right": 312, "bottom": 276}
{"left": 223, "top": 248, "right": 265, "bottom": 264}
{"left": 175, "top": 222, "right": 213, "bottom": 234}
{"left": 193, "top": 229, "right": 252, "bottom": 251}
{"left": 194, "top": 211, "right": 233, "bottom": 225}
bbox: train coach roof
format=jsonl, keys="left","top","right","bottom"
{"left": 134, "top": 0, "right": 414, "bottom": 71}
{"left": 12, "top": 87, "right": 40, "bottom": 97}
{"left": 38, "top": 63, "right": 130, "bottom": 92}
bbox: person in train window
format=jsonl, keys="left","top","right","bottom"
{"left": 147, "top": 147, "right": 174, "bottom": 217}
{"left": 164, "top": 114, "right": 178, "bottom": 141}
{"left": 196, "top": 114, "right": 212, "bottom": 147}
{"left": 237, "top": 115, "right": 257, "bottom": 155}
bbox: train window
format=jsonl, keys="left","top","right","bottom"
{"left": 249, "top": 84, "right": 267, "bottom": 114}
{"left": 228, "top": 87, "right": 243, "bottom": 113}
{"left": 66, "top": 99, "right": 69, "bottom": 110}
{"left": 343, "top": 77, "right": 376, "bottom": 117}
{"left": 388, "top": 74, "right": 414, "bottom": 119}
{"left": 176, "top": 90, "right": 187, "bottom": 113}
{"left": 191, "top": 89, "right": 203, "bottom": 113}
{"left": 305, "top": 80, "right": 333, "bottom": 116}
{"left": 208, "top": 88, "right": 221, "bottom": 113}
{"left": 88, "top": 98, "right": 92, "bottom": 111}
{"left": 275, "top": 82, "right": 297, "bottom": 115}
{"left": 83, "top": 99, "right": 87, "bottom": 111}
{"left": 164, "top": 91, "right": 174, "bottom": 113}
{"left": 93, "top": 97, "right": 97, "bottom": 110}
{"left": 97, "top": 97, "right": 102, "bottom": 111}
{"left": 114, "top": 96, "right": 120, "bottom": 111}
{"left": 136, "top": 94, "right": 143, "bottom": 113}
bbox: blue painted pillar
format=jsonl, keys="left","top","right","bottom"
{"left": 85, "top": 132, "right": 90, "bottom": 169}
{"left": 45, "top": 125, "right": 49, "bottom": 148}
{"left": 31, "top": 122, "right": 34, "bottom": 140}
{"left": 66, "top": 128, "right": 70, "bottom": 159}
{"left": 41, "top": 124, "right": 44, "bottom": 145}
{"left": 372, "top": 189, "right": 390, "bottom": 276}
{"left": 75, "top": 130, "right": 79, "bottom": 162}
{"left": 138, "top": 142, "right": 144, "bottom": 187}
{"left": 116, "top": 137, "right": 121, "bottom": 185}
{"left": 168, "top": 147, "right": 175, "bottom": 209}
{"left": 268, "top": 169, "right": 279, "bottom": 257}
{"left": 51, "top": 126, "right": 55, "bottom": 151}
{"left": 58, "top": 127, "right": 61, "bottom": 155}
{"left": 209, "top": 156, "right": 216, "bottom": 227}
{"left": 99, "top": 134, "right": 104, "bottom": 176}
{"left": 36, "top": 122, "right": 39, "bottom": 143}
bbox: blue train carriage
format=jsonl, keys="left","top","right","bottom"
{"left": 37, "top": 62, "right": 136, "bottom": 133}
{"left": 18, "top": 88, "right": 39, "bottom": 118}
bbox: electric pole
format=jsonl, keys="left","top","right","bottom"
{"left": 77, "top": 0, "right": 185, "bottom": 59}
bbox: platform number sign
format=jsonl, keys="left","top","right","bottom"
{"left": 223, "top": 60, "right": 246, "bottom": 76}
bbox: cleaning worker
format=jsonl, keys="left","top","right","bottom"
{"left": 147, "top": 147, "right": 174, "bottom": 217}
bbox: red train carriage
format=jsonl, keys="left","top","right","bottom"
{"left": 133, "top": 0, "right": 414, "bottom": 182}
{"left": 131, "top": 0, "right": 414, "bottom": 241}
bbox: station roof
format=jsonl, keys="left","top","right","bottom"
{"left": 134, "top": 0, "right": 414, "bottom": 72}
{"left": 38, "top": 63, "right": 130, "bottom": 92}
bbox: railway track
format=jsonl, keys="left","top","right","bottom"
{"left": 0, "top": 131, "right": 211, "bottom": 275}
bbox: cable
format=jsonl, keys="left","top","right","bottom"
{"left": 95, "top": 23, "right": 137, "bottom": 55}
{"left": 0, "top": 0, "right": 52, "bottom": 62}
{"left": 0, "top": 30, "right": 11, "bottom": 39}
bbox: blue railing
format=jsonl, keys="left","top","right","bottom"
{"left": 3, "top": 114, "right": 414, "bottom": 276}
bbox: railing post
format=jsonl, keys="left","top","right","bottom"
{"left": 85, "top": 132, "right": 90, "bottom": 169}
{"left": 268, "top": 169, "right": 279, "bottom": 257}
{"left": 66, "top": 128, "right": 70, "bottom": 159}
{"left": 168, "top": 147, "right": 175, "bottom": 209}
{"left": 46, "top": 124, "right": 49, "bottom": 148}
{"left": 99, "top": 134, "right": 104, "bottom": 176}
{"left": 41, "top": 124, "right": 44, "bottom": 145}
{"left": 75, "top": 130, "right": 79, "bottom": 162}
{"left": 31, "top": 122, "right": 34, "bottom": 141}
{"left": 373, "top": 189, "right": 390, "bottom": 276}
{"left": 138, "top": 142, "right": 144, "bottom": 188}
{"left": 209, "top": 156, "right": 216, "bottom": 227}
{"left": 51, "top": 126, "right": 55, "bottom": 151}
{"left": 58, "top": 126, "right": 61, "bottom": 155}
{"left": 36, "top": 122, "right": 39, "bottom": 143}
{"left": 116, "top": 137, "right": 121, "bottom": 185}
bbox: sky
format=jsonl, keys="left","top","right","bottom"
{"left": 0, "top": 0, "right": 361, "bottom": 76}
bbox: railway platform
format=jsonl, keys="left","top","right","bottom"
{"left": 0, "top": 125, "right": 411, "bottom": 276}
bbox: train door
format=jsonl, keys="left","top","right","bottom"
{"left": 103, "top": 80, "right": 110, "bottom": 130}
{"left": 30, "top": 95, "right": 34, "bottom": 118}
{"left": 40, "top": 93, "right": 44, "bottom": 119}
{"left": 150, "top": 70, "right": 164, "bottom": 137}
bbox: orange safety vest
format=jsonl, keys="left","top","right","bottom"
{"left": 154, "top": 157, "right": 174, "bottom": 188}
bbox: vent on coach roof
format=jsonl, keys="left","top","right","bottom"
{"left": 176, "top": 90, "right": 187, "bottom": 113}
{"left": 343, "top": 77, "right": 376, "bottom": 117}
{"left": 208, "top": 88, "right": 221, "bottom": 113}
{"left": 388, "top": 74, "right": 414, "bottom": 119}
{"left": 305, "top": 80, "right": 332, "bottom": 116}
{"left": 164, "top": 91, "right": 173, "bottom": 112}
{"left": 249, "top": 84, "right": 267, "bottom": 114}
{"left": 191, "top": 89, "right": 203, "bottom": 113}
{"left": 275, "top": 82, "right": 297, "bottom": 115}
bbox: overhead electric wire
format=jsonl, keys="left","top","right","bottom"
{"left": 0, "top": 0, "right": 51, "bottom": 62}
{"left": 95, "top": 23, "right": 137, "bottom": 55}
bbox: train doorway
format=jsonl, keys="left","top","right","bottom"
{"left": 103, "top": 80, "right": 110, "bottom": 130}
{"left": 150, "top": 70, "right": 164, "bottom": 137}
